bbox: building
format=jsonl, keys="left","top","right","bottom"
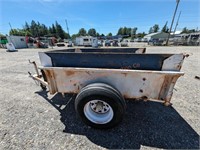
{"left": 144, "top": 32, "right": 169, "bottom": 41}
{"left": 6, "top": 35, "right": 27, "bottom": 49}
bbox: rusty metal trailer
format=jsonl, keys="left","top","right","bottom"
{"left": 29, "top": 47, "right": 186, "bottom": 129}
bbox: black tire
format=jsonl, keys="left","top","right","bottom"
{"left": 80, "top": 83, "right": 126, "bottom": 109}
{"left": 75, "top": 83, "right": 125, "bottom": 129}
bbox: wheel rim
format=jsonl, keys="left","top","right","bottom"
{"left": 84, "top": 100, "right": 114, "bottom": 124}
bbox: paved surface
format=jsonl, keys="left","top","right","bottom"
{"left": 0, "top": 46, "right": 199, "bottom": 149}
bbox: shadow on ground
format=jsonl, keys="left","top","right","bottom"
{"left": 36, "top": 90, "right": 199, "bottom": 149}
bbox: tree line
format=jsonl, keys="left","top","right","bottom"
{"left": 72, "top": 24, "right": 162, "bottom": 39}
{"left": 9, "top": 20, "right": 70, "bottom": 39}
{"left": 7, "top": 20, "right": 197, "bottom": 39}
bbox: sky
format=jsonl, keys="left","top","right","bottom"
{"left": 0, "top": 0, "right": 199, "bottom": 35}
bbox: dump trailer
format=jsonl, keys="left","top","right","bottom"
{"left": 29, "top": 47, "right": 186, "bottom": 129}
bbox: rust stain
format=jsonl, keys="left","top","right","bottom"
{"left": 65, "top": 70, "right": 75, "bottom": 76}
{"left": 121, "top": 73, "right": 127, "bottom": 77}
{"left": 86, "top": 71, "right": 91, "bottom": 76}
{"left": 121, "top": 66, "right": 132, "bottom": 69}
{"left": 184, "top": 54, "right": 190, "bottom": 57}
{"left": 142, "top": 96, "right": 148, "bottom": 102}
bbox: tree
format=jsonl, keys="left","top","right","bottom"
{"left": 78, "top": 28, "right": 87, "bottom": 36}
{"left": 42, "top": 24, "right": 49, "bottom": 36}
{"left": 149, "top": 27, "right": 153, "bottom": 34}
{"left": 153, "top": 24, "right": 159, "bottom": 32}
{"left": 71, "top": 34, "right": 78, "bottom": 40}
{"left": 117, "top": 27, "right": 132, "bottom": 36}
{"left": 126, "top": 28, "right": 132, "bottom": 36}
{"left": 0, "top": 33, "right": 6, "bottom": 37}
{"left": 122, "top": 27, "right": 127, "bottom": 35}
{"left": 149, "top": 24, "right": 160, "bottom": 34}
{"left": 24, "top": 22, "right": 30, "bottom": 32}
{"left": 131, "top": 27, "right": 138, "bottom": 39}
{"left": 88, "top": 28, "right": 96, "bottom": 37}
{"left": 30, "top": 20, "right": 38, "bottom": 37}
{"left": 107, "top": 32, "right": 112, "bottom": 36}
{"left": 25, "top": 31, "right": 32, "bottom": 36}
{"left": 181, "top": 27, "right": 196, "bottom": 34}
{"left": 137, "top": 32, "right": 146, "bottom": 38}
{"left": 117, "top": 27, "right": 123, "bottom": 35}
{"left": 181, "top": 27, "right": 187, "bottom": 33}
{"left": 51, "top": 24, "right": 56, "bottom": 35}
{"left": 54, "top": 21, "right": 65, "bottom": 39}
{"left": 9, "top": 29, "right": 26, "bottom": 36}
{"left": 161, "top": 22, "right": 169, "bottom": 33}
{"left": 64, "top": 33, "right": 70, "bottom": 39}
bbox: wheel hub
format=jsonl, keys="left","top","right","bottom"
{"left": 90, "top": 100, "right": 110, "bottom": 113}
{"left": 83, "top": 99, "right": 114, "bottom": 124}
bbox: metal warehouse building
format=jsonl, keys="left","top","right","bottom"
{"left": 144, "top": 32, "right": 169, "bottom": 41}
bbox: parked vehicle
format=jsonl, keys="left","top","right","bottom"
{"left": 141, "top": 38, "right": 148, "bottom": 42}
{"left": 75, "top": 36, "right": 98, "bottom": 47}
{"left": 120, "top": 40, "right": 128, "bottom": 47}
{"left": 67, "top": 40, "right": 73, "bottom": 47}
{"left": 98, "top": 40, "right": 103, "bottom": 47}
{"left": 134, "top": 38, "right": 142, "bottom": 42}
{"left": 105, "top": 40, "right": 111, "bottom": 46}
{"left": 29, "top": 48, "right": 186, "bottom": 129}
{"left": 148, "top": 38, "right": 164, "bottom": 46}
{"left": 112, "top": 40, "right": 119, "bottom": 47}
{"left": 173, "top": 34, "right": 189, "bottom": 46}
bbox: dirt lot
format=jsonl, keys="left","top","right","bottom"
{"left": 0, "top": 46, "right": 199, "bottom": 150}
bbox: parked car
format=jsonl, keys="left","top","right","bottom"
{"left": 105, "top": 40, "right": 111, "bottom": 46}
{"left": 134, "top": 38, "right": 142, "bottom": 42}
{"left": 141, "top": 38, "right": 148, "bottom": 42}
{"left": 120, "top": 40, "right": 128, "bottom": 47}
{"left": 112, "top": 40, "right": 119, "bottom": 47}
{"left": 98, "top": 40, "right": 103, "bottom": 47}
{"left": 148, "top": 38, "right": 164, "bottom": 46}
{"left": 67, "top": 40, "right": 73, "bottom": 47}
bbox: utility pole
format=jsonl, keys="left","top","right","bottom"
{"left": 65, "top": 19, "right": 70, "bottom": 39}
{"left": 173, "top": 11, "right": 181, "bottom": 35}
{"left": 166, "top": 0, "right": 180, "bottom": 45}
{"left": 9, "top": 22, "right": 13, "bottom": 33}
{"left": 8, "top": 22, "right": 14, "bottom": 44}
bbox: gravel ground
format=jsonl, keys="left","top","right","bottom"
{"left": 0, "top": 46, "right": 199, "bottom": 150}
